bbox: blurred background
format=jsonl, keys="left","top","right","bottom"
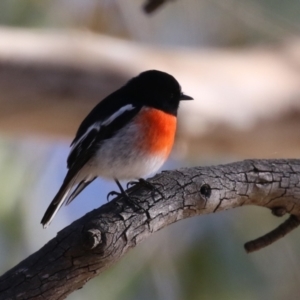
{"left": 1, "top": 0, "right": 300, "bottom": 299}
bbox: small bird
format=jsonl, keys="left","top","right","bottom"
{"left": 41, "top": 70, "right": 193, "bottom": 228}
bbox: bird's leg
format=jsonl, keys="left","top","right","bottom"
{"left": 107, "top": 179, "right": 148, "bottom": 214}
{"left": 127, "top": 178, "right": 153, "bottom": 189}
{"left": 107, "top": 179, "right": 128, "bottom": 201}
{"left": 127, "top": 178, "right": 161, "bottom": 198}
{"left": 115, "top": 179, "right": 128, "bottom": 197}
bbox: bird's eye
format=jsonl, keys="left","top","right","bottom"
{"left": 170, "top": 93, "right": 174, "bottom": 99}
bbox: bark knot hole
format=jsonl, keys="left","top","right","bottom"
{"left": 83, "top": 229, "right": 102, "bottom": 250}
{"left": 272, "top": 207, "right": 287, "bottom": 217}
{"left": 200, "top": 184, "right": 211, "bottom": 199}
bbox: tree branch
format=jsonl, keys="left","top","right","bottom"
{"left": 1, "top": 159, "right": 300, "bottom": 299}
{"left": 143, "top": 0, "right": 170, "bottom": 14}
{"left": 244, "top": 214, "right": 300, "bottom": 253}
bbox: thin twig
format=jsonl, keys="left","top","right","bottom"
{"left": 143, "top": 0, "right": 169, "bottom": 14}
{"left": 244, "top": 215, "right": 300, "bottom": 253}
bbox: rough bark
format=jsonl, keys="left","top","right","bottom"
{"left": 1, "top": 159, "right": 300, "bottom": 299}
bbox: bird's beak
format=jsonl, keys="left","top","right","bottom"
{"left": 180, "top": 93, "right": 193, "bottom": 100}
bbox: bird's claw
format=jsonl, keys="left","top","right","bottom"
{"left": 126, "top": 178, "right": 162, "bottom": 200}
{"left": 107, "top": 190, "right": 121, "bottom": 201}
{"left": 107, "top": 189, "right": 146, "bottom": 213}
{"left": 127, "top": 178, "right": 156, "bottom": 190}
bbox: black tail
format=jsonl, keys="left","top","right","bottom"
{"left": 66, "top": 178, "right": 96, "bottom": 205}
{"left": 41, "top": 165, "right": 95, "bottom": 228}
{"left": 41, "top": 179, "right": 73, "bottom": 228}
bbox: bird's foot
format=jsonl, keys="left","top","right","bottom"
{"left": 127, "top": 178, "right": 155, "bottom": 190}
{"left": 107, "top": 179, "right": 130, "bottom": 202}
{"left": 127, "top": 178, "right": 161, "bottom": 198}
{"left": 107, "top": 187, "right": 147, "bottom": 215}
{"left": 107, "top": 190, "right": 125, "bottom": 202}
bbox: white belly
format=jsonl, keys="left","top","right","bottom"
{"left": 87, "top": 121, "right": 167, "bottom": 179}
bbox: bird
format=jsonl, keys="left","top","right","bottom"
{"left": 41, "top": 70, "right": 193, "bottom": 228}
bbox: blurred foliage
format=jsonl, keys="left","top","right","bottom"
{"left": 0, "top": 0, "right": 128, "bottom": 36}
{"left": 0, "top": 138, "right": 48, "bottom": 271}
{"left": 0, "top": 0, "right": 299, "bottom": 46}
{"left": 0, "top": 0, "right": 51, "bottom": 28}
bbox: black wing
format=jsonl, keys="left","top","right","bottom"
{"left": 70, "top": 86, "right": 134, "bottom": 149}
{"left": 67, "top": 104, "right": 141, "bottom": 170}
